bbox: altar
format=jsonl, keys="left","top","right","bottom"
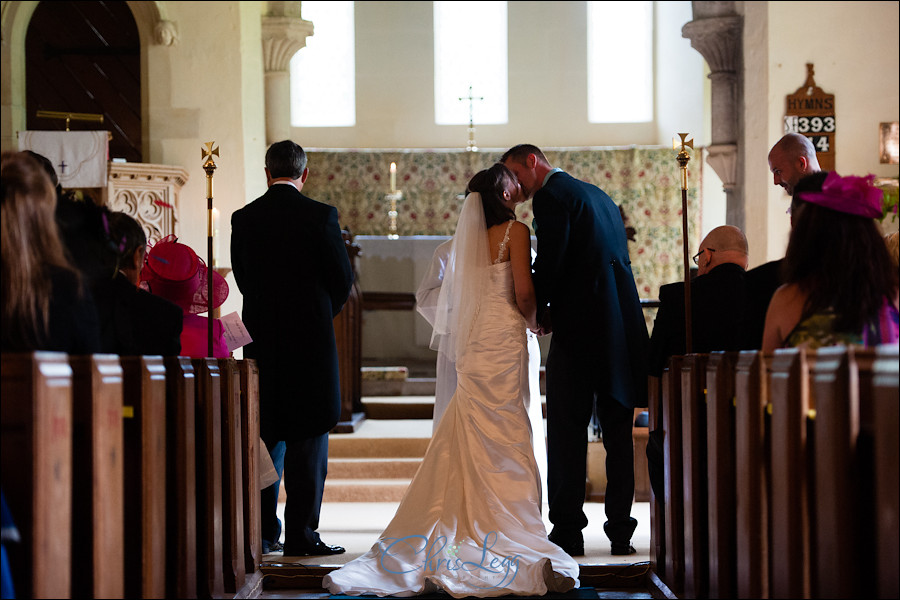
{"left": 354, "top": 235, "right": 450, "bottom": 362}
{"left": 306, "top": 147, "right": 702, "bottom": 364}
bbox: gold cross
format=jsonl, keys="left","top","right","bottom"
{"left": 673, "top": 133, "right": 693, "bottom": 153}
{"left": 202, "top": 141, "right": 219, "bottom": 166}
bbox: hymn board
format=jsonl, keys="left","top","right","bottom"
{"left": 783, "top": 63, "right": 835, "bottom": 171}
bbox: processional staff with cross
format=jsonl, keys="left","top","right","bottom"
{"left": 458, "top": 85, "right": 484, "bottom": 152}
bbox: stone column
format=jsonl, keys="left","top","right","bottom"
{"left": 682, "top": 3, "right": 743, "bottom": 228}
{"left": 261, "top": 3, "right": 314, "bottom": 145}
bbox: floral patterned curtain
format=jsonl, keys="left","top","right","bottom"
{"left": 303, "top": 147, "right": 702, "bottom": 301}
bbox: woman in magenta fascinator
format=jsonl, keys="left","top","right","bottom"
{"left": 762, "top": 172, "right": 899, "bottom": 352}
{"left": 141, "top": 235, "right": 230, "bottom": 358}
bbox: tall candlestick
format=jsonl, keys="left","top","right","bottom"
{"left": 390, "top": 162, "right": 397, "bottom": 193}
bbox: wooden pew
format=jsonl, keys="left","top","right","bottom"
{"left": 706, "top": 351, "right": 738, "bottom": 599}
{"left": 872, "top": 344, "right": 899, "bottom": 599}
{"left": 734, "top": 350, "right": 768, "bottom": 599}
{"left": 193, "top": 358, "right": 225, "bottom": 599}
{"left": 660, "top": 355, "right": 684, "bottom": 593}
{"left": 69, "top": 354, "right": 125, "bottom": 599}
{"left": 120, "top": 356, "right": 168, "bottom": 599}
{"left": 165, "top": 357, "right": 198, "bottom": 599}
{"left": 767, "top": 348, "right": 811, "bottom": 599}
{"left": 646, "top": 374, "right": 665, "bottom": 577}
{"left": 218, "top": 358, "right": 246, "bottom": 593}
{"left": 238, "top": 359, "right": 262, "bottom": 574}
{"left": 680, "top": 354, "right": 708, "bottom": 599}
{"left": 0, "top": 352, "right": 73, "bottom": 600}
{"left": 810, "top": 346, "right": 879, "bottom": 599}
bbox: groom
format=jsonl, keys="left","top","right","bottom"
{"left": 502, "top": 145, "right": 649, "bottom": 556}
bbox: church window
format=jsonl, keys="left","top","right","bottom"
{"left": 291, "top": 1, "right": 356, "bottom": 127}
{"left": 587, "top": 1, "right": 653, "bottom": 123}
{"left": 433, "top": 1, "right": 508, "bottom": 125}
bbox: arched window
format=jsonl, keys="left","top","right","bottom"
{"left": 433, "top": 1, "right": 508, "bottom": 125}
{"left": 291, "top": 1, "right": 356, "bottom": 127}
{"left": 587, "top": 1, "right": 653, "bottom": 123}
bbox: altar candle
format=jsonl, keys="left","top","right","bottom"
{"left": 390, "top": 162, "right": 397, "bottom": 193}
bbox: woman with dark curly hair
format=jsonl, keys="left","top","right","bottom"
{"left": 762, "top": 172, "right": 899, "bottom": 352}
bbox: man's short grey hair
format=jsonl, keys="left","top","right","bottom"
{"left": 265, "top": 140, "right": 307, "bottom": 179}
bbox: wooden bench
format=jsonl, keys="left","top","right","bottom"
{"left": 1, "top": 352, "right": 74, "bottom": 600}
{"left": 651, "top": 345, "right": 899, "bottom": 599}
{"left": 69, "top": 354, "right": 125, "bottom": 598}
{"left": 121, "top": 355, "right": 167, "bottom": 599}
{"left": 1, "top": 352, "right": 263, "bottom": 599}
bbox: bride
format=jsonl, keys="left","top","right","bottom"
{"left": 323, "top": 164, "right": 580, "bottom": 597}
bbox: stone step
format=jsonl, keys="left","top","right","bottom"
{"left": 329, "top": 419, "right": 433, "bottom": 458}
{"left": 323, "top": 479, "right": 411, "bottom": 502}
{"left": 328, "top": 457, "right": 422, "bottom": 479}
{"left": 362, "top": 396, "right": 436, "bottom": 419}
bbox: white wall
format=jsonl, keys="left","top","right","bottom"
{"left": 291, "top": 1, "right": 707, "bottom": 150}
{"left": 745, "top": 0, "right": 900, "bottom": 264}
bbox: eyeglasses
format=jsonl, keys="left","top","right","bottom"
{"left": 691, "top": 247, "right": 715, "bottom": 265}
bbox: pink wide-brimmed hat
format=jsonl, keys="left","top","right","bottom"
{"left": 798, "top": 172, "right": 884, "bottom": 219}
{"left": 140, "top": 235, "right": 228, "bottom": 315}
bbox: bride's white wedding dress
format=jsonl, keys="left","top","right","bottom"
{"left": 324, "top": 223, "right": 579, "bottom": 598}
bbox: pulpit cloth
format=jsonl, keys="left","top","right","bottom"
{"left": 17, "top": 130, "right": 108, "bottom": 188}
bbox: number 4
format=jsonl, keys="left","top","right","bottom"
{"left": 815, "top": 136, "right": 830, "bottom": 152}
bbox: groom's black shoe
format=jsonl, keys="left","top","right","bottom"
{"left": 549, "top": 529, "right": 585, "bottom": 557}
{"left": 283, "top": 541, "right": 346, "bottom": 556}
{"left": 610, "top": 542, "right": 637, "bottom": 556}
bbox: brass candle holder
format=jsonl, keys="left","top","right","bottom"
{"left": 385, "top": 191, "right": 403, "bottom": 239}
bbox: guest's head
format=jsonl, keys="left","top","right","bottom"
{"left": 789, "top": 170, "right": 829, "bottom": 226}
{"left": 265, "top": 140, "right": 308, "bottom": 186}
{"left": 23, "top": 150, "right": 63, "bottom": 197}
{"left": 1, "top": 151, "right": 77, "bottom": 345}
{"left": 466, "top": 163, "right": 521, "bottom": 228}
{"left": 784, "top": 172, "right": 897, "bottom": 334}
{"left": 768, "top": 133, "right": 822, "bottom": 196}
{"left": 500, "top": 144, "right": 551, "bottom": 200}
{"left": 105, "top": 212, "right": 148, "bottom": 286}
{"left": 694, "top": 225, "right": 749, "bottom": 276}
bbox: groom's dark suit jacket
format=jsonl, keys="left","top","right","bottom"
{"left": 231, "top": 183, "right": 353, "bottom": 440}
{"left": 532, "top": 171, "right": 648, "bottom": 409}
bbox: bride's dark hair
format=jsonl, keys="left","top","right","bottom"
{"left": 466, "top": 163, "right": 516, "bottom": 228}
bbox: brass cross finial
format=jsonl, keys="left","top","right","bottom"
{"left": 202, "top": 142, "right": 219, "bottom": 200}
{"left": 202, "top": 142, "right": 219, "bottom": 167}
{"left": 673, "top": 133, "right": 693, "bottom": 190}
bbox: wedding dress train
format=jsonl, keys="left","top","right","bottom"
{"left": 323, "top": 253, "right": 579, "bottom": 598}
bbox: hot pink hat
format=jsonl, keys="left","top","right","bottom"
{"left": 140, "top": 235, "right": 228, "bottom": 315}
{"left": 798, "top": 172, "right": 883, "bottom": 219}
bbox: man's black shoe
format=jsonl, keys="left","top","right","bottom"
{"left": 610, "top": 542, "right": 637, "bottom": 556}
{"left": 548, "top": 530, "right": 584, "bottom": 557}
{"left": 283, "top": 541, "right": 346, "bottom": 556}
{"left": 262, "top": 540, "right": 283, "bottom": 554}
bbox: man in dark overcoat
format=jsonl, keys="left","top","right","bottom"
{"left": 231, "top": 140, "right": 353, "bottom": 556}
{"left": 502, "top": 144, "right": 649, "bottom": 557}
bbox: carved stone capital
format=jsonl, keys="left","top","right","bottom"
{"left": 705, "top": 144, "right": 738, "bottom": 190}
{"left": 681, "top": 15, "right": 742, "bottom": 74}
{"left": 262, "top": 16, "right": 314, "bottom": 72}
